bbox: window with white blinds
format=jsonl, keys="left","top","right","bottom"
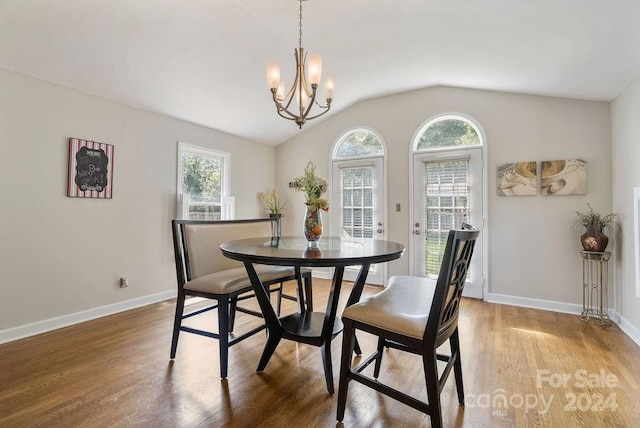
{"left": 341, "top": 166, "right": 375, "bottom": 238}
{"left": 420, "top": 157, "right": 470, "bottom": 277}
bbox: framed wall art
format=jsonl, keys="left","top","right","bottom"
{"left": 496, "top": 161, "right": 537, "bottom": 196}
{"left": 540, "top": 159, "right": 586, "bottom": 195}
{"left": 67, "top": 138, "right": 114, "bottom": 198}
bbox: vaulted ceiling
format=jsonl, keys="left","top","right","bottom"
{"left": 2, "top": 1, "right": 639, "bottom": 145}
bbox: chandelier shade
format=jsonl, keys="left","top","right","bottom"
{"left": 266, "top": 0, "right": 334, "bottom": 128}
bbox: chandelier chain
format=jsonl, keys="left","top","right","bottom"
{"left": 298, "top": 0, "right": 303, "bottom": 50}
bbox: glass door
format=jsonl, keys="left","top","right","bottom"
{"left": 412, "top": 148, "right": 483, "bottom": 298}
{"left": 332, "top": 158, "right": 385, "bottom": 285}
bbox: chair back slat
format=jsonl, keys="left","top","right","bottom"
{"left": 425, "top": 226, "right": 479, "bottom": 344}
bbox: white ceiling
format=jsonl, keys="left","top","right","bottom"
{"left": 2, "top": 1, "right": 640, "bottom": 145}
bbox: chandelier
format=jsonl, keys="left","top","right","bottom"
{"left": 266, "top": 0, "right": 335, "bottom": 128}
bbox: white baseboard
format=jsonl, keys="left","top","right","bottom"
{"left": 0, "top": 290, "right": 176, "bottom": 345}
{"left": 5, "top": 287, "right": 640, "bottom": 350}
{"left": 486, "top": 293, "right": 640, "bottom": 348}
{"left": 616, "top": 314, "right": 640, "bottom": 347}
{"left": 486, "top": 292, "right": 583, "bottom": 315}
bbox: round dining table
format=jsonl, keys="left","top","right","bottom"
{"left": 220, "top": 235, "right": 404, "bottom": 394}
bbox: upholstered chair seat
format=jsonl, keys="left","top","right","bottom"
{"left": 185, "top": 265, "right": 310, "bottom": 294}
{"left": 341, "top": 275, "right": 435, "bottom": 339}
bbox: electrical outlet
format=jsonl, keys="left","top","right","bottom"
{"left": 120, "top": 277, "right": 129, "bottom": 288}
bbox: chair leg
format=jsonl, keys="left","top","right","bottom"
{"left": 276, "top": 282, "right": 283, "bottom": 316}
{"left": 450, "top": 329, "right": 465, "bottom": 404}
{"left": 304, "top": 273, "right": 313, "bottom": 312}
{"left": 424, "top": 352, "right": 443, "bottom": 428}
{"left": 373, "top": 336, "right": 385, "bottom": 378}
{"left": 321, "top": 341, "right": 334, "bottom": 395}
{"left": 170, "top": 292, "right": 185, "bottom": 359}
{"left": 218, "top": 295, "right": 230, "bottom": 379}
{"left": 337, "top": 319, "right": 357, "bottom": 421}
{"left": 229, "top": 296, "right": 238, "bottom": 333}
{"left": 295, "top": 279, "right": 305, "bottom": 313}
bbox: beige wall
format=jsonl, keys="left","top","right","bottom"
{"left": 612, "top": 75, "right": 640, "bottom": 336}
{"left": 276, "top": 86, "right": 612, "bottom": 309}
{"left": 0, "top": 70, "right": 275, "bottom": 335}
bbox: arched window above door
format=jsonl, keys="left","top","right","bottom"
{"left": 414, "top": 115, "right": 482, "bottom": 151}
{"left": 333, "top": 129, "right": 384, "bottom": 159}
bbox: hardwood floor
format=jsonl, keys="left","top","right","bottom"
{"left": 1, "top": 279, "right": 640, "bottom": 427}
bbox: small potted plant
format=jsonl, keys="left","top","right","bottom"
{"left": 258, "top": 189, "right": 286, "bottom": 239}
{"left": 258, "top": 189, "right": 287, "bottom": 216}
{"left": 574, "top": 203, "right": 617, "bottom": 252}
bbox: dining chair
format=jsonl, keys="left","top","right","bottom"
{"left": 336, "top": 225, "right": 479, "bottom": 427}
{"left": 170, "top": 218, "right": 312, "bottom": 379}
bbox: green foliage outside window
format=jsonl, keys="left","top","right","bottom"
{"left": 335, "top": 131, "right": 383, "bottom": 158}
{"left": 181, "top": 153, "right": 222, "bottom": 214}
{"left": 417, "top": 119, "right": 480, "bottom": 150}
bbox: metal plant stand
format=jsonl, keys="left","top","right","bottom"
{"left": 580, "top": 251, "right": 611, "bottom": 327}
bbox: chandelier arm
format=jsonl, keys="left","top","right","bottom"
{"left": 278, "top": 105, "right": 303, "bottom": 121}
{"left": 280, "top": 49, "right": 303, "bottom": 112}
{"left": 303, "top": 104, "right": 332, "bottom": 121}
{"left": 311, "top": 91, "right": 330, "bottom": 109}
{"left": 301, "top": 84, "right": 319, "bottom": 118}
{"left": 276, "top": 109, "right": 298, "bottom": 122}
{"left": 282, "top": 89, "right": 295, "bottom": 112}
{"left": 271, "top": 90, "right": 305, "bottom": 121}
{"left": 299, "top": 49, "right": 313, "bottom": 98}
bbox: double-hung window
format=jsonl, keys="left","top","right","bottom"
{"left": 177, "top": 142, "right": 232, "bottom": 220}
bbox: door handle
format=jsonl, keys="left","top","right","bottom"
{"left": 413, "top": 230, "right": 421, "bottom": 235}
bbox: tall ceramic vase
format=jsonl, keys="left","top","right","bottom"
{"left": 580, "top": 227, "right": 609, "bottom": 252}
{"left": 303, "top": 206, "right": 323, "bottom": 247}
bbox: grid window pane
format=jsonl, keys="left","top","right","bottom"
{"left": 340, "top": 166, "right": 375, "bottom": 238}
{"left": 422, "top": 159, "right": 470, "bottom": 276}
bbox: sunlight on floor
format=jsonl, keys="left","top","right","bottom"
{"left": 510, "top": 327, "right": 555, "bottom": 337}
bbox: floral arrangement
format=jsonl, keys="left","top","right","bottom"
{"left": 575, "top": 203, "right": 616, "bottom": 231}
{"left": 295, "top": 161, "right": 329, "bottom": 212}
{"left": 258, "top": 189, "right": 287, "bottom": 215}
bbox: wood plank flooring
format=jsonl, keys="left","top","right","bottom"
{"left": 1, "top": 279, "right": 640, "bottom": 427}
